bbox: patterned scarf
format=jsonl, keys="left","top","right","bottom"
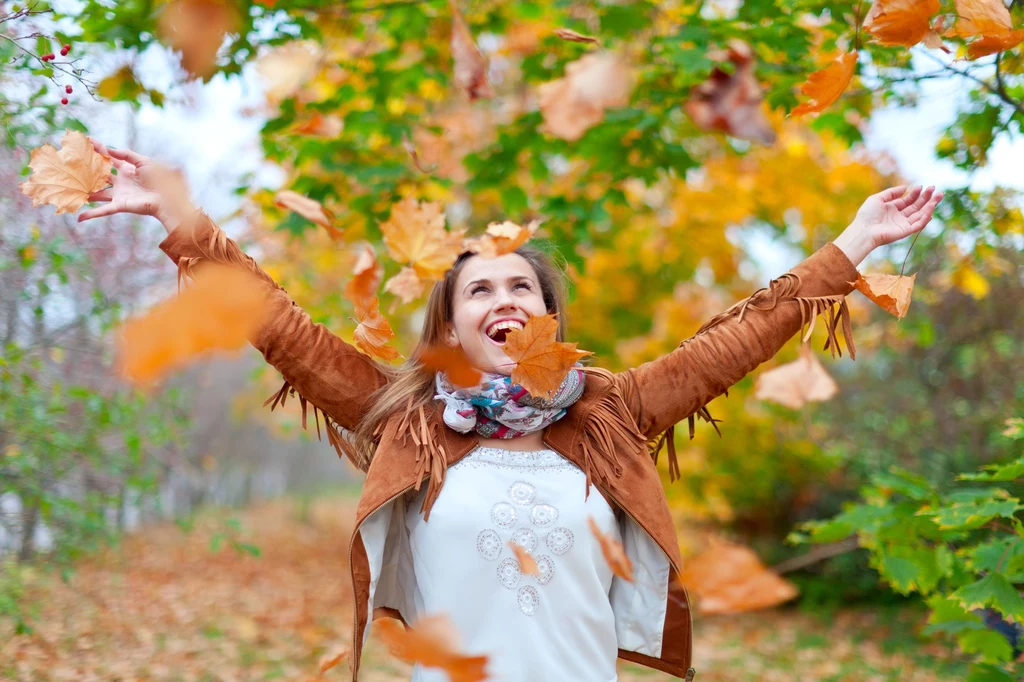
{"left": 434, "top": 368, "right": 586, "bottom": 439}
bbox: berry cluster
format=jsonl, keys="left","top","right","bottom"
{"left": 40, "top": 43, "right": 74, "bottom": 105}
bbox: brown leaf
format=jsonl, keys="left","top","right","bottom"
{"left": 853, "top": 271, "right": 916, "bottom": 319}
{"left": 537, "top": 51, "right": 633, "bottom": 141}
{"left": 753, "top": 345, "right": 838, "bottom": 410}
{"left": 256, "top": 40, "right": 321, "bottom": 102}
{"left": 344, "top": 244, "right": 382, "bottom": 307}
{"left": 380, "top": 197, "right": 465, "bottom": 281}
{"left": 449, "top": 0, "right": 493, "bottom": 100}
{"left": 420, "top": 345, "right": 482, "bottom": 388}
{"left": 588, "top": 517, "right": 633, "bottom": 582}
{"left": 864, "top": 0, "right": 941, "bottom": 46}
{"left": 678, "top": 538, "right": 799, "bottom": 615}
{"left": 291, "top": 112, "right": 344, "bottom": 138}
{"left": 966, "top": 29, "right": 1024, "bottom": 58}
{"left": 384, "top": 267, "right": 427, "bottom": 304}
{"left": 353, "top": 298, "right": 401, "bottom": 361}
{"left": 684, "top": 40, "right": 776, "bottom": 145}
{"left": 317, "top": 646, "right": 348, "bottom": 675}
{"left": 275, "top": 190, "right": 342, "bottom": 240}
{"left": 462, "top": 220, "right": 540, "bottom": 259}
{"left": 508, "top": 542, "right": 540, "bottom": 577}
{"left": 502, "top": 314, "right": 592, "bottom": 398}
{"left": 117, "top": 265, "right": 270, "bottom": 384}
{"left": 20, "top": 130, "right": 111, "bottom": 214}
{"left": 376, "top": 615, "right": 489, "bottom": 682}
{"left": 402, "top": 135, "right": 437, "bottom": 174}
{"left": 791, "top": 52, "right": 858, "bottom": 117}
{"left": 554, "top": 28, "right": 599, "bottom": 44}
{"left": 157, "top": 0, "right": 240, "bottom": 80}
{"left": 953, "top": 0, "right": 1017, "bottom": 35}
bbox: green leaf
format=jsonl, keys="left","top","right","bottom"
{"left": 960, "top": 457, "right": 1024, "bottom": 482}
{"left": 923, "top": 493, "right": 1023, "bottom": 531}
{"left": 924, "top": 594, "right": 985, "bottom": 636}
{"left": 966, "top": 662, "right": 1017, "bottom": 682}
{"left": 957, "top": 629, "right": 1014, "bottom": 663}
{"left": 953, "top": 573, "right": 1024, "bottom": 622}
{"left": 967, "top": 538, "right": 1024, "bottom": 582}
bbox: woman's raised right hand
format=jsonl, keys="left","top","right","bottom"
{"left": 78, "top": 139, "right": 196, "bottom": 234}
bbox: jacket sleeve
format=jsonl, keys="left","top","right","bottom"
{"left": 158, "top": 209, "right": 388, "bottom": 462}
{"left": 613, "top": 241, "right": 860, "bottom": 462}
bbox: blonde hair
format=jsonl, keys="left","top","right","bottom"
{"left": 351, "top": 245, "right": 569, "bottom": 468}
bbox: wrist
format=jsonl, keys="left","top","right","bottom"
{"left": 831, "top": 223, "right": 874, "bottom": 268}
{"left": 155, "top": 202, "right": 199, "bottom": 235}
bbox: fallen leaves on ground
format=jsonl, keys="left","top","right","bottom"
{"left": 588, "top": 516, "right": 634, "bottom": 583}
{"left": 537, "top": 51, "right": 633, "bottom": 141}
{"left": 353, "top": 297, "right": 401, "bottom": 361}
{"left": 791, "top": 52, "right": 858, "bottom": 117}
{"left": 684, "top": 40, "right": 775, "bottom": 145}
{"left": 449, "top": 0, "right": 493, "bottom": 100}
{"left": 462, "top": 220, "right": 540, "bottom": 258}
{"left": 380, "top": 197, "right": 465, "bottom": 281}
{"left": 502, "top": 314, "right": 592, "bottom": 398}
{"left": 678, "top": 538, "right": 799, "bottom": 615}
{"left": 20, "top": 130, "right": 111, "bottom": 214}
{"left": 157, "top": 0, "right": 240, "bottom": 80}
{"left": 853, "top": 272, "right": 917, "bottom": 319}
{"left": 754, "top": 345, "right": 838, "bottom": 409}
{"left": 375, "top": 615, "right": 490, "bottom": 682}
{"left": 420, "top": 345, "right": 482, "bottom": 388}
{"left": 117, "top": 264, "right": 270, "bottom": 384}
{"left": 864, "top": 0, "right": 942, "bottom": 47}
{"left": 275, "top": 190, "right": 342, "bottom": 240}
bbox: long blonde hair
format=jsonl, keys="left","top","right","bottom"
{"left": 352, "top": 245, "right": 569, "bottom": 468}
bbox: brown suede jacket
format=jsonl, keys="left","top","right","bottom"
{"left": 160, "top": 210, "right": 860, "bottom": 682}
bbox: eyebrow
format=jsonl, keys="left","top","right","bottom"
{"left": 462, "top": 275, "right": 532, "bottom": 295}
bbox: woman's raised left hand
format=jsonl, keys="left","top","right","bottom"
{"left": 833, "top": 185, "right": 943, "bottom": 267}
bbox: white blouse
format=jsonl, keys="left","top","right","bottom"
{"left": 404, "top": 446, "right": 622, "bottom": 682}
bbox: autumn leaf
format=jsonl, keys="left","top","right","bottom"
{"left": 275, "top": 190, "right": 342, "bottom": 240}
{"left": 402, "top": 134, "right": 437, "bottom": 174}
{"left": 965, "top": 29, "right": 1024, "bottom": 58}
{"left": 502, "top": 314, "right": 592, "bottom": 398}
{"left": 290, "top": 113, "right": 344, "bottom": 138}
{"left": 853, "top": 272, "right": 916, "bottom": 318}
{"left": 462, "top": 220, "right": 540, "bottom": 259}
{"left": 588, "top": 516, "right": 634, "bottom": 582}
{"left": 117, "top": 265, "right": 270, "bottom": 384}
{"left": 791, "top": 52, "right": 858, "bottom": 117}
{"left": 256, "top": 40, "right": 321, "bottom": 102}
{"left": 554, "top": 28, "right": 599, "bottom": 44}
{"left": 754, "top": 345, "right": 838, "bottom": 410}
{"left": 384, "top": 267, "right": 427, "bottom": 304}
{"left": 684, "top": 40, "right": 776, "bottom": 145}
{"left": 380, "top": 197, "right": 465, "bottom": 281}
{"left": 317, "top": 646, "right": 348, "bottom": 675}
{"left": 420, "top": 345, "right": 482, "bottom": 388}
{"left": 20, "top": 130, "right": 111, "bottom": 214}
{"left": 537, "top": 51, "right": 633, "bottom": 141}
{"left": 678, "top": 537, "right": 799, "bottom": 615}
{"left": 344, "top": 244, "right": 382, "bottom": 307}
{"left": 449, "top": 0, "right": 492, "bottom": 101}
{"left": 157, "top": 0, "right": 240, "bottom": 80}
{"left": 508, "top": 541, "right": 540, "bottom": 577}
{"left": 864, "top": 0, "right": 941, "bottom": 46}
{"left": 353, "top": 298, "right": 401, "bottom": 361}
{"left": 376, "top": 615, "right": 489, "bottom": 682}
{"left": 947, "top": 0, "right": 1024, "bottom": 57}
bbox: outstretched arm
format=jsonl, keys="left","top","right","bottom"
{"left": 614, "top": 185, "right": 943, "bottom": 447}
{"left": 79, "top": 141, "right": 387, "bottom": 465}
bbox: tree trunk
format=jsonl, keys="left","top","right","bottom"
{"left": 18, "top": 500, "right": 39, "bottom": 562}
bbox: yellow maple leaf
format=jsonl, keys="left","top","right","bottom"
{"left": 380, "top": 197, "right": 465, "bottom": 281}
{"left": 853, "top": 271, "right": 916, "bottom": 319}
{"left": 462, "top": 220, "right": 540, "bottom": 258}
{"left": 503, "top": 313, "right": 592, "bottom": 398}
{"left": 791, "top": 52, "right": 858, "bottom": 117}
{"left": 20, "top": 130, "right": 111, "bottom": 214}
{"left": 384, "top": 266, "right": 427, "bottom": 304}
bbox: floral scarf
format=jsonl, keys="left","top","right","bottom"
{"left": 434, "top": 368, "right": 586, "bottom": 439}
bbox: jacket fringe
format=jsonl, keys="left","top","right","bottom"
{"left": 578, "top": 367, "right": 647, "bottom": 495}
{"left": 394, "top": 401, "right": 448, "bottom": 520}
{"left": 263, "top": 380, "right": 363, "bottom": 469}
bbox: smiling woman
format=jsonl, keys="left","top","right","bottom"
{"left": 77, "top": 136, "right": 943, "bottom": 682}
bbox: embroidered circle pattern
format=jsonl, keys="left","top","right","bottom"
{"left": 508, "top": 481, "right": 536, "bottom": 506}
{"left": 510, "top": 528, "right": 538, "bottom": 554}
{"left": 534, "top": 555, "right": 555, "bottom": 585}
{"left": 497, "top": 557, "right": 522, "bottom": 589}
{"left": 477, "top": 529, "right": 502, "bottom": 560}
{"left": 546, "top": 527, "right": 574, "bottom": 555}
{"left": 491, "top": 502, "right": 517, "bottom": 528}
{"left": 530, "top": 503, "right": 558, "bottom": 527}
{"left": 517, "top": 586, "right": 540, "bottom": 616}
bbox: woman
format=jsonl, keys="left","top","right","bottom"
{"left": 79, "top": 139, "right": 942, "bottom": 682}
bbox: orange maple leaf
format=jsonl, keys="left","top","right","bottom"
{"left": 275, "top": 190, "right": 342, "bottom": 240}
{"left": 502, "top": 314, "right": 592, "bottom": 398}
{"left": 864, "top": 0, "right": 941, "bottom": 46}
{"left": 449, "top": 0, "right": 492, "bottom": 100}
{"left": 344, "top": 244, "right": 382, "bottom": 307}
{"left": 462, "top": 220, "right": 540, "bottom": 259}
{"left": 384, "top": 266, "right": 427, "bottom": 304}
{"left": 853, "top": 271, "right": 916, "bottom": 319}
{"left": 380, "top": 197, "right": 465, "bottom": 281}
{"left": 157, "top": 0, "right": 240, "bottom": 80}
{"left": 353, "top": 298, "right": 401, "bottom": 361}
{"left": 317, "top": 646, "right": 349, "bottom": 675}
{"left": 753, "top": 345, "right": 838, "bottom": 410}
{"left": 420, "top": 345, "right": 482, "bottom": 388}
{"left": 678, "top": 537, "right": 799, "bottom": 615}
{"left": 20, "top": 130, "right": 111, "bottom": 214}
{"left": 376, "top": 615, "right": 489, "bottom": 682}
{"left": 508, "top": 541, "right": 540, "bottom": 577}
{"left": 588, "top": 516, "right": 634, "bottom": 582}
{"left": 791, "top": 52, "right": 858, "bottom": 117}
{"left": 536, "top": 51, "right": 633, "bottom": 141}
{"left": 945, "top": 0, "right": 1024, "bottom": 57}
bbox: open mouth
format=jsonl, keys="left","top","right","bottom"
{"left": 485, "top": 319, "right": 525, "bottom": 345}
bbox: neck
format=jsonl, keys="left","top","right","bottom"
{"left": 475, "top": 430, "right": 546, "bottom": 452}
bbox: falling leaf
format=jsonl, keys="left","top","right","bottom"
{"left": 256, "top": 40, "right": 321, "bottom": 102}
{"left": 376, "top": 615, "right": 489, "bottom": 682}
{"left": 97, "top": 65, "right": 147, "bottom": 102}
{"left": 20, "top": 130, "right": 111, "bottom": 214}
{"left": 462, "top": 220, "right": 540, "bottom": 259}
{"left": 947, "top": 0, "right": 1024, "bottom": 57}
{"left": 678, "top": 537, "right": 799, "bottom": 614}
{"left": 537, "top": 51, "right": 633, "bottom": 141}
{"left": 449, "top": 0, "right": 493, "bottom": 100}
{"left": 554, "top": 28, "right": 599, "bottom": 44}
{"left": 384, "top": 267, "right": 427, "bottom": 304}
{"left": 951, "top": 261, "right": 990, "bottom": 299}
{"left": 588, "top": 517, "right": 633, "bottom": 582}
{"left": 508, "top": 542, "right": 540, "bottom": 576}
{"left": 754, "top": 346, "right": 838, "bottom": 410}
{"left": 275, "top": 190, "right": 342, "bottom": 240}
{"left": 502, "top": 314, "right": 592, "bottom": 398}
{"left": 853, "top": 271, "right": 916, "bottom": 318}
{"left": 380, "top": 197, "right": 465, "bottom": 281}
{"left": 684, "top": 40, "right": 776, "bottom": 145}
{"left": 965, "top": 29, "right": 1024, "bottom": 58}
{"left": 863, "top": 0, "right": 941, "bottom": 46}
{"left": 318, "top": 646, "right": 348, "bottom": 675}
{"left": 157, "top": 0, "right": 240, "bottom": 80}
{"left": 117, "top": 265, "right": 270, "bottom": 383}
{"left": 353, "top": 298, "right": 401, "bottom": 361}
{"left": 402, "top": 134, "right": 437, "bottom": 174}
{"left": 291, "top": 113, "right": 344, "bottom": 138}
{"left": 344, "top": 244, "right": 382, "bottom": 307}
{"left": 420, "top": 345, "right": 482, "bottom": 388}
{"left": 791, "top": 52, "right": 858, "bottom": 117}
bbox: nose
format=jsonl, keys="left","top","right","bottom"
{"left": 492, "top": 286, "right": 518, "bottom": 313}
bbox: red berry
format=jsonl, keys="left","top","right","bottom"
{"left": 60, "top": 48, "right": 68, "bottom": 56}
{"left": 61, "top": 98, "right": 68, "bottom": 105}
{"left": 65, "top": 85, "right": 72, "bottom": 94}
{"left": 41, "top": 54, "right": 49, "bottom": 61}
{"left": 46, "top": 53, "right": 55, "bottom": 60}
{"left": 63, "top": 44, "right": 70, "bottom": 52}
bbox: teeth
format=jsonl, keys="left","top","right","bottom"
{"left": 487, "top": 320, "right": 525, "bottom": 338}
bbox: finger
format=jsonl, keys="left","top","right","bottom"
{"left": 106, "top": 146, "right": 150, "bottom": 167}
{"left": 88, "top": 189, "right": 112, "bottom": 202}
{"left": 77, "top": 204, "right": 122, "bottom": 222}
{"left": 892, "top": 185, "right": 922, "bottom": 210}
{"left": 909, "top": 186, "right": 934, "bottom": 212}
{"left": 876, "top": 185, "right": 907, "bottom": 203}
{"left": 910, "top": 192, "right": 943, "bottom": 230}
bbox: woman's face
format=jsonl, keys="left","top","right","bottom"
{"left": 446, "top": 253, "right": 549, "bottom": 375}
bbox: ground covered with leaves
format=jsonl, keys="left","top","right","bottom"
{"left": 1, "top": 496, "right": 970, "bottom": 682}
